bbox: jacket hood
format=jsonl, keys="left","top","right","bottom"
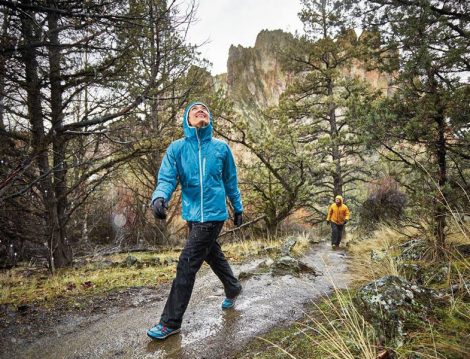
{"left": 335, "top": 195, "right": 343, "bottom": 204}
{"left": 183, "top": 101, "right": 213, "bottom": 142}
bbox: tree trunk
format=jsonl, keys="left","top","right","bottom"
{"left": 327, "top": 78, "right": 343, "bottom": 197}
{"left": 434, "top": 112, "right": 447, "bottom": 253}
{"left": 20, "top": 0, "right": 71, "bottom": 270}
{"left": 427, "top": 68, "right": 447, "bottom": 255}
{"left": 0, "top": 7, "right": 11, "bottom": 136}
{"left": 47, "top": 2, "right": 72, "bottom": 267}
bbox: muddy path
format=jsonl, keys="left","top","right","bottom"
{"left": 2, "top": 242, "right": 352, "bottom": 359}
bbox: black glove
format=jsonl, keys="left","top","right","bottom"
{"left": 234, "top": 212, "right": 243, "bottom": 227}
{"left": 326, "top": 220, "right": 330, "bottom": 225}
{"left": 344, "top": 220, "right": 348, "bottom": 224}
{"left": 152, "top": 197, "right": 167, "bottom": 219}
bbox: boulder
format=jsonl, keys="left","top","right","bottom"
{"left": 280, "top": 237, "right": 297, "bottom": 256}
{"left": 422, "top": 263, "right": 449, "bottom": 285}
{"left": 271, "top": 256, "right": 301, "bottom": 276}
{"left": 399, "top": 239, "right": 429, "bottom": 261}
{"left": 399, "top": 263, "right": 423, "bottom": 284}
{"left": 447, "top": 280, "right": 470, "bottom": 300}
{"left": 354, "top": 275, "right": 435, "bottom": 346}
{"left": 371, "top": 249, "right": 388, "bottom": 262}
{"left": 124, "top": 255, "right": 138, "bottom": 267}
{"left": 271, "top": 256, "right": 318, "bottom": 277}
{"left": 298, "top": 260, "right": 318, "bottom": 275}
{"left": 94, "top": 259, "right": 115, "bottom": 269}
{"left": 400, "top": 262, "right": 449, "bottom": 286}
{"left": 258, "top": 258, "right": 274, "bottom": 268}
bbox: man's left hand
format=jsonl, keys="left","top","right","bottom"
{"left": 152, "top": 197, "right": 168, "bottom": 219}
{"left": 234, "top": 213, "right": 243, "bottom": 227}
{"left": 344, "top": 220, "right": 348, "bottom": 225}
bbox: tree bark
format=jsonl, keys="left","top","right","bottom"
{"left": 20, "top": 0, "right": 72, "bottom": 270}
{"left": 434, "top": 112, "right": 447, "bottom": 252}
{"left": 327, "top": 78, "right": 343, "bottom": 197}
{"left": 428, "top": 69, "right": 447, "bottom": 254}
{"left": 47, "top": 1, "right": 72, "bottom": 266}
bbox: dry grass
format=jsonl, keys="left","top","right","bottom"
{"left": 290, "top": 231, "right": 312, "bottom": 256}
{"left": 0, "top": 233, "right": 312, "bottom": 307}
{"left": 346, "top": 225, "right": 409, "bottom": 283}
{"left": 0, "top": 251, "right": 180, "bottom": 307}
{"left": 302, "top": 287, "right": 378, "bottom": 359}
{"left": 222, "top": 238, "right": 283, "bottom": 262}
{"left": 240, "top": 285, "right": 379, "bottom": 359}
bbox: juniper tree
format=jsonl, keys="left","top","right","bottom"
{"left": 279, "top": 0, "right": 382, "bottom": 217}
{"left": 357, "top": 0, "right": 470, "bottom": 252}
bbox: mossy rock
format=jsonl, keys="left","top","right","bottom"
{"left": 371, "top": 249, "right": 388, "bottom": 262}
{"left": 123, "top": 255, "right": 138, "bottom": 267}
{"left": 271, "top": 256, "right": 300, "bottom": 277}
{"left": 422, "top": 263, "right": 449, "bottom": 286}
{"left": 280, "top": 237, "right": 297, "bottom": 256}
{"left": 399, "top": 239, "right": 429, "bottom": 261}
{"left": 398, "top": 262, "right": 423, "bottom": 284}
{"left": 93, "top": 259, "right": 116, "bottom": 269}
{"left": 354, "top": 275, "right": 436, "bottom": 347}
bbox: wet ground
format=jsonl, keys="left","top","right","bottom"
{"left": 2, "top": 241, "right": 352, "bottom": 359}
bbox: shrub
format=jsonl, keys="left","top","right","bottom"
{"left": 359, "top": 177, "right": 407, "bottom": 229}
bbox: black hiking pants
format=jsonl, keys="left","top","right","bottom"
{"left": 160, "top": 221, "right": 241, "bottom": 329}
{"left": 331, "top": 222, "right": 345, "bottom": 246}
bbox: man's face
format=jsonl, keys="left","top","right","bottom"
{"left": 188, "top": 104, "right": 209, "bottom": 128}
{"left": 335, "top": 198, "right": 341, "bottom": 205}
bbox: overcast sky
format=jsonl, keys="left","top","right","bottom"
{"left": 184, "top": 0, "right": 304, "bottom": 75}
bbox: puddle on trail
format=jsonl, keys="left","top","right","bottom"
{"left": 8, "top": 242, "right": 353, "bottom": 359}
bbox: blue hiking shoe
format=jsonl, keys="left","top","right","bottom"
{"left": 222, "top": 285, "right": 242, "bottom": 310}
{"left": 147, "top": 323, "right": 180, "bottom": 340}
{"left": 221, "top": 298, "right": 236, "bottom": 309}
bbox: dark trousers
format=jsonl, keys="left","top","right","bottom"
{"left": 331, "top": 222, "right": 344, "bottom": 246}
{"left": 160, "top": 221, "right": 241, "bottom": 329}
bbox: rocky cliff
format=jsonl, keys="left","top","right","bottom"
{"left": 218, "top": 29, "right": 394, "bottom": 113}
{"left": 226, "top": 29, "right": 293, "bottom": 109}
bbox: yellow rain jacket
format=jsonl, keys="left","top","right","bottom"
{"left": 326, "top": 195, "right": 350, "bottom": 225}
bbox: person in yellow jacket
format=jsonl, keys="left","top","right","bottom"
{"left": 326, "top": 195, "right": 350, "bottom": 248}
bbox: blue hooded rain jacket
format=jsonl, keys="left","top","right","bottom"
{"left": 151, "top": 102, "right": 243, "bottom": 222}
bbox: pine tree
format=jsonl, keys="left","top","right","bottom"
{"left": 359, "top": 0, "right": 470, "bottom": 253}
{"left": 280, "top": 0, "right": 380, "bottom": 217}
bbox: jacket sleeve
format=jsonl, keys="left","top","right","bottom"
{"left": 326, "top": 205, "right": 332, "bottom": 221}
{"left": 151, "top": 143, "right": 178, "bottom": 204}
{"left": 222, "top": 145, "right": 243, "bottom": 214}
{"left": 345, "top": 205, "right": 350, "bottom": 221}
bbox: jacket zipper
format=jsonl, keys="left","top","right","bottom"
{"left": 196, "top": 129, "right": 204, "bottom": 222}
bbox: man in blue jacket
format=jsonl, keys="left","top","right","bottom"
{"left": 147, "top": 102, "right": 243, "bottom": 340}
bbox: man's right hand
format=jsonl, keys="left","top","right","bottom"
{"left": 326, "top": 220, "right": 330, "bottom": 225}
{"left": 152, "top": 197, "right": 167, "bottom": 219}
{"left": 234, "top": 212, "right": 243, "bottom": 227}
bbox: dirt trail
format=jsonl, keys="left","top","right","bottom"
{"left": 4, "top": 242, "right": 352, "bottom": 359}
